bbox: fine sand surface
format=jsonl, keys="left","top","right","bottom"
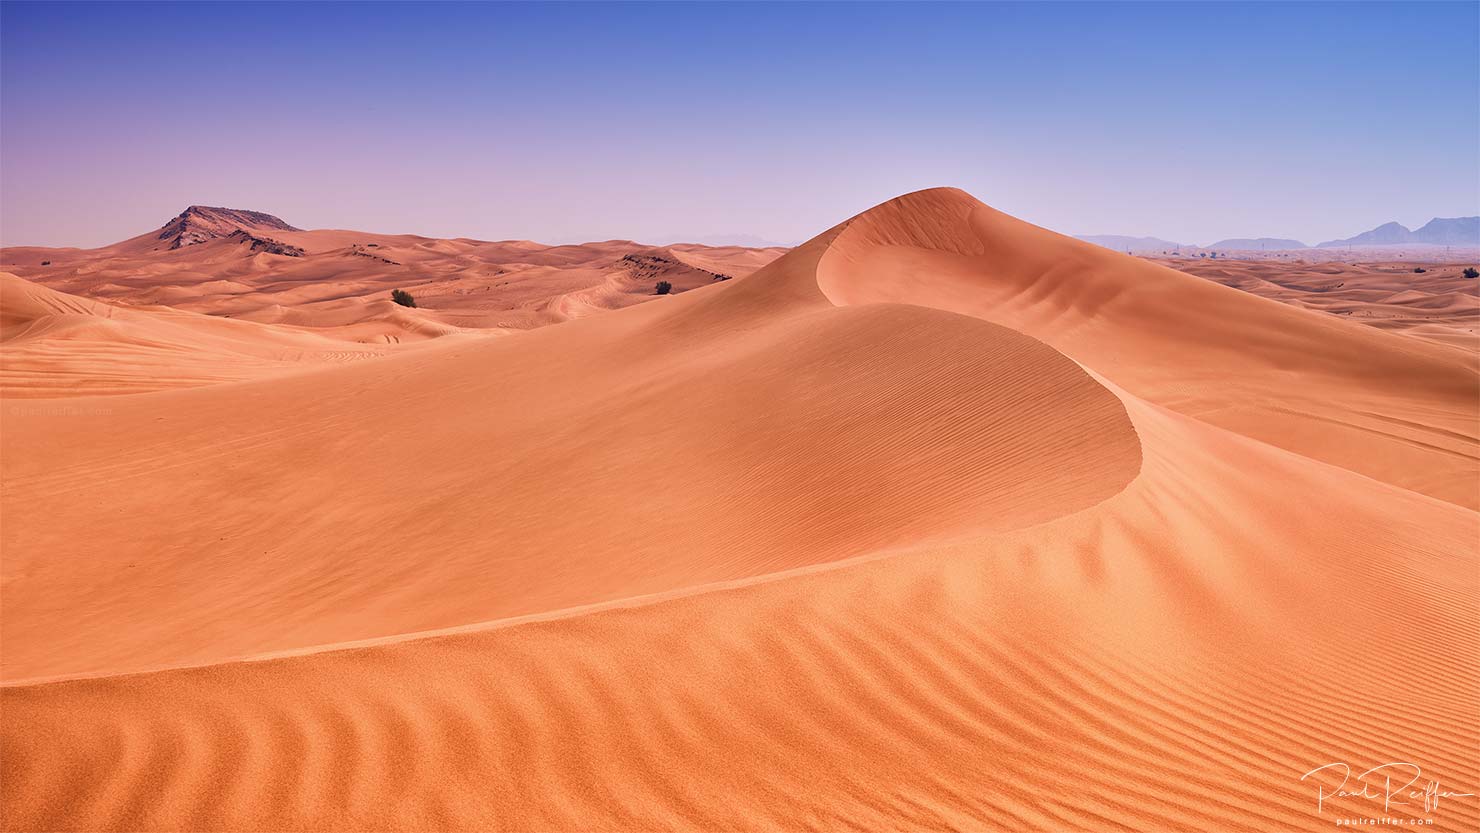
{"left": 1165, "top": 258, "right": 1480, "bottom": 351}
{"left": 1, "top": 209, "right": 782, "bottom": 398}
{"left": 2, "top": 189, "right": 1477, "bottom": 831}
{"left": 0, "top": 274, "right": 409, "bottom": 397}
{"left": 1, "top": 207, "right": 782, "bottom": 338}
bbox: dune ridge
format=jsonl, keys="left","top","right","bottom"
{"left": 0, "top": 280, "right": 1142, "bottom": 680}
{"left": 816, "top": 188, "right": 1478, "bottom": 508}
{"left": 2, "top": 188, "right": 1476, "bottom": 832}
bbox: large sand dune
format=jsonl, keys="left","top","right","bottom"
{"left": 2, "top": 189, "right": 1476, "bottom": 831}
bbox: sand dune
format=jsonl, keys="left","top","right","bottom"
{"left": 2, "top": 189, "right": 1477, "bottom": 832}
{"left": 4, "top": 391, "right": 1475, "bottom": 832}
{"left": 1, "top": 207, "right": 783, "bottom": 337}
{"left": 1166, "top": 258, "right": 1480, "bottom": 350}
{"left": 2, "top": 209, "right": 783, "bottom": 397}
{"left": 0, "top": 279, "right": 1140, "bottom": 681}
{"left": 0, "top": 273, "right": 397, "bottom": 397}
{"left": 816, "top": 190, "right": 1478, "bottom": 508}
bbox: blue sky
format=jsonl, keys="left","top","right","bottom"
{"left": 2, "top": 1, "right": 1476, "bottom": 247}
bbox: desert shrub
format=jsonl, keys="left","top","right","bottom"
{"left": 654, "top": 281, "right": 673, "bottom": 295}
{"left": 1463, "top": 267, "right": 1479, "bottom": 279}
{"left": 391, "top": 288, "right": 417, "bottom": 307}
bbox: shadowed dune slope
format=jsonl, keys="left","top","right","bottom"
{"left": 2, "top": 189, "right": 1477, "bottom": 832}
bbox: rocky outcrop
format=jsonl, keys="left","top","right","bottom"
{"left": 619, "top": 252, "right": 731, "bottom": 282}
{"left": 158, "top": 206, "right": 301, "bottom": 249}
{"left": 225, "top": 230, "right": 305, "bottom": 258}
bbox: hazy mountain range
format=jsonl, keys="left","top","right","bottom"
{"left": 1207, "top": 237, "right": 1308, "bottom": 251}
{"left": 1074, "top": 235, "right": 1185, "bottom": 253}
{"left": 1079, "top": 216, "right": 1480, "bottom": 253}
{"left": 1316, "top": 216, "right": 1479, "bottom": 248}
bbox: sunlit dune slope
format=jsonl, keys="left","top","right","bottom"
{"left": 1165, "top": 258, "right": 1480, "bottom": 350}
{"left": 2, "top": 189, "right": 1476, "bottom": 833}
{"left": 3, "top": 384, "right": 1475, "bottom": 832}
{"left": 0, "top": 260, "right": 1140, "bottom": 679}
{"left": 0, "top": 273, "right": 395, "bottom": 397}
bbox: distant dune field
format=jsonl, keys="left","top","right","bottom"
{"left": 1162, "top": 257, "right": 1480, "bottom": 351}
{"left": 2, "top": 189, "right": 1476, "bottom": 831}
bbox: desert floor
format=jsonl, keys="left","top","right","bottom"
{"left": 2, "top": 189, "right": 1477, "bottom": 831}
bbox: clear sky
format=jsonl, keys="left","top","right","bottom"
{"left": 2, "top": 1, "right": 1476, "bottom": 248}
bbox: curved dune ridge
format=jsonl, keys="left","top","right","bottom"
{"left": 816, "top": 189, "right": 1479, "bottom": 509}
{"left": 1, "top": 298, "right": 1140, "bottom": 680}
{"left": 2, "top": 188, "right": 1478, "bottom": 832}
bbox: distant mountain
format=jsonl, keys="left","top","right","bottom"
{"left": 1206, "top": 237, "right": 1307, "bottom": 250}
{"left": 1318, "top": 217, "right": 1479, "bottom": 248}
{"left": 1412, "top": 216, "right": 1480, "bottom": 246}
{"left": 1084, "top": 215, "right": 1479, "bottom": 254}
{"left": 661, "top": 233, "right": 793, "bottom": 248}
{"left": 1075, "top": 234, "right": 1185, "bottom": 253}
{"left": 1318, "top": 222, "right": 1411, "bottom": 248}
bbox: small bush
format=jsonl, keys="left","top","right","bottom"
{"left": 1463, "top": 267, "right": 1479, "bottom": 280}
{"left": 391, "top": 288, "right": 417, "bottom": 307}
{"left": 654, "top": 281, "right": 673, "bottom": 295}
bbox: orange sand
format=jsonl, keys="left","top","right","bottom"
{"left": 1, "top": 207, "right": 782, "bottom": 340}
{"left": 1, "top": 189, "right": 1476, "bottom": 832}
{"left": 1166, "top": 258, "right": 1480, "bottom": 351}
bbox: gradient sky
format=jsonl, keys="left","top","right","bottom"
{"left": 3, "top": 1, "right": 1477, "bottom": 248}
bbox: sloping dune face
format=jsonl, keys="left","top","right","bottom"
{"left": 1, "top": 292, "right": 1139, "bottom": 680}
{"left": 0, "top": 273, "right": 393, "bottom": 397}
{"left": 817, "top": 189, "right": 1479, "bottom": 509}
{"left": 3, "top": 189, "right": 1478, "bottom": 833}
